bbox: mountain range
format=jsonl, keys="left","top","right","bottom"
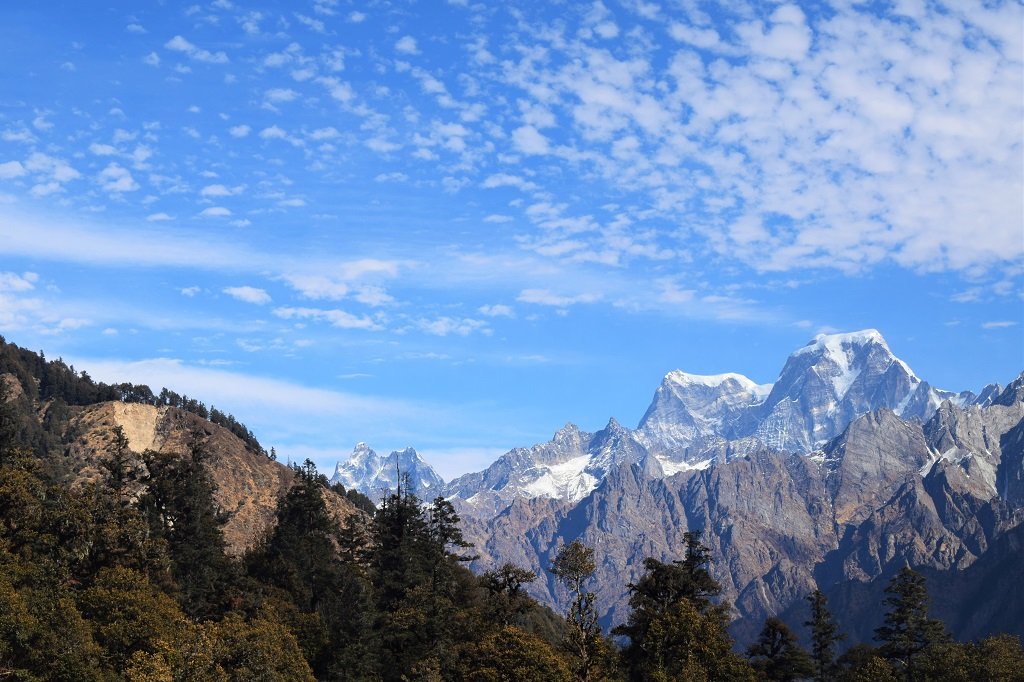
{"left": 334, "top": 329, "right": 1023, "bottom": 641}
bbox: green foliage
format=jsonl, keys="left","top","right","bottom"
{"left": 550, "top": 539, "right": 614, "bottom": 681}
{"left": 747, "top": 617, "right": 814, "bottom": 681}
{"left": 836, "top": 644, "right": 897, "bottom": 682}
{"left": 875, "top": 568, "right": 949, "bottom": 682}
{"left": 481, "top": 562, "right": 538, "bottom": 627}
{"left": 614, "top": 531, "right": 753, "bottom": 682}
{"left": 464, "top": 626, "right": 574, "bottom": 682}
{"left": 805, "top": 588, "right": 844, "bottom": 682}
{"left": 139, "top": 433, "right": 237, "bottom": 619}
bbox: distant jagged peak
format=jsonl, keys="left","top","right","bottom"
{"left": 349, "top": 441, "right": 378, "bottom": 462}
{"left": 602, "top": 416, "right": 626, "bottom": 433}
{"left": 551, "top": 422, "right": 583, "bottom": 443}
{"left": 993, "top": 371, "right": 1024, "bottom": 407}
{"left": 331, "top": 442, "right": 444, "bottom": 498}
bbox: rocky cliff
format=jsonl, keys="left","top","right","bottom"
{"left": 4, "top": 375, "right": 360, "bottom": 556}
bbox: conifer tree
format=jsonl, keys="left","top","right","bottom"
{"left": 614, "top": 531, "right": 753, "bottom": 681}
{"left": 139, "top": 430, "right": 235, "bottom": 618}
{"left": 874, "top": 567, "right": 948, "bottom": 682}
{"left": 805, "top": 588, "right": 844, "bottom": 681}
{"left": 747, "top": 616, "right": 814, "bottom": 681}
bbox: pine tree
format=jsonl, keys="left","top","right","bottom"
{"left": 614, "top": 530, "right": 753, "bottom": 681}
{"left": 805, "top": 588, "right": 844, "bottom": 681}
{"left": 104, "top": 425, "right": 133, "bottom": 501}
{"left": 874, "top": 567, "right": 948, "bottom": 682}
{"left": 139, "top": 431, "right": 236, "bottom": 618}
{"left": 747, "top": 616, "right": 814, "bottom": 681}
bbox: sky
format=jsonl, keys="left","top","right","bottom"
{"left": 0, "top": 0, "right": 1021, "bottom": 481}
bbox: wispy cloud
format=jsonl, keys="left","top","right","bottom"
{"left": 165, "top": 35, "right": 229, "bottom": 64}
{"left": 274, "top": 306, "right": 382, "bottom": 330}
{"left": 223, "top": 286, "right": 271, "bottom": 305}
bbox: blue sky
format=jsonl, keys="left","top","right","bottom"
{"left": 0, "top": 0, "right": 1021, "bottom": 480}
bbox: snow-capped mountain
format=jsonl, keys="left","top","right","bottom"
{"left": 746, "top": 329, "right": 924, "bottom": 451}
{"left": 443, "top": 419, "right": 661, "bottom": 517}
{"left": 331, "top": 443, "right": 444, "bottom": 501}
{"left": 636, "top": 371, "right": 771, "bottom": 459}
{"left": 441, "top": 330, "right": 986, "bottom": 510}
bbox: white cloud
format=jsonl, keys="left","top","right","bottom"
{"left": 180, "top": 286, "right": 201, "bottom": 297}
{"left": 143, "top": 52, "right": 160, "bottom": 66}
{"left": 223, "top": 285, "right": 271, "bottom": 305}
{"left": 71, "top": 357, "right": 432, "bottom": 431}
{"left": 228, "top": 124, "right": 251, "bottom": 138}
{"left": 517, "top": 289, "right": 601, "bottom": 307}
{"left": 478, "top": 304, "right": 515, "bottom": 318}
{"left": 352, "top": 286, "right": 393, "bottom": 307}
{"left": 512, "top": 125, "right": 550, "bottom": 154}
{"left": 265, "top": 88, "right": 299, "bottom": 103}
{"left": 274, "top": 306, "right": 382, "bottom": 330}
{"left": 146, "top": 212, "right": 174, "bottom": 222}
{"left": 0, "top": 271, "right": 38, "bottom": 292}
{"left": 981, "top": 320, "right": 1018, "bottom": 329}
{"left": 0, "top": 214, "right": 271, "bottom": 271}
{"left": 395, "top": 36, "right": 419, "bottom": 54}
{"left": 199, "top": 206, "right": 232, "bottom": 217}
{"left": 296, "top": 13, "right": 326, "bottom": 32}
{"left": 2, "top": 129, "right": 34, "bottom": 143}
{"left": 309, "top": 127, "right": 339, "bottom": 140}
{"left": 0, "top": 161, "right": 25, "bottom": 179}
{"left": 482, "top": 173, "right": 538, "bottom": 191}
{"left": 737, "top": 4, "right": 812, "bottom": 62}
{"left": 375, "top": 172, "right": 408, "bottom": 183}
{"left": 200, "top": 183, "right": 243, "bottom": 198}
{"left": 416, "top": 316, "right": 489, "bottom": 336}
{"left": 97, "top": 163, "right": 139, "bottom": 193}
{"left": 337, "top": 258, "right": 402, "bottom": 280}
{"left": 88, "top": 143, "right": 117, "bottom": 156}
{"left": 283, "top": 274, "right": 349, "bottom": 300}
{"left": 24, "top": 153, "right": 80, "bottom": 183}
{"left": 164, "top": 35, "right": 229, "bottom": 64}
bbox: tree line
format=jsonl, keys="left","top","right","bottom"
{"left": 1, "top": 378, "right": 1022, "bottom": 680}
{"left": 0, "top": 335, "right": 268, "bottom": 458}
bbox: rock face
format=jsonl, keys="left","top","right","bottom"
{"left": 410, "top": 333, "right": 1023, "bottom": 642}
{"left": 331, "top": 443, "right": 444, "bottom": 503}
{"left": 636, "top": 372, "right": 770, "bottom": 464}
{"left": 52, "top": 400, "right": 359, "bottom": 556}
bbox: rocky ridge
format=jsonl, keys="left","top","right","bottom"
{"left": 6, "top": 384, "right": 361, "bottom": 556}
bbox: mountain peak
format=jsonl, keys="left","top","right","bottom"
{"left": 663, "top": 370, "right": 761, "bottom": 390}
{"left": 794, "top": 329, "right": 888, "bottom": 356}
{"left": 331, "top": 444, "right": 444, "bottom": 500}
